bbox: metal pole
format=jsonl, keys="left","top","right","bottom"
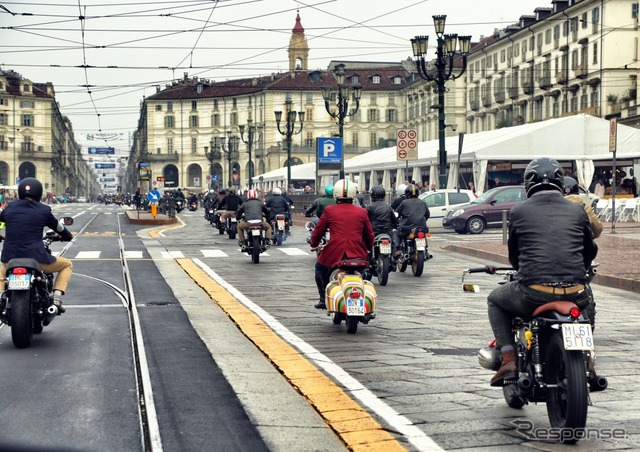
{"left": 248, "top": 133, "right": 253, "bottom": 189}
{"left": 338, "top": 89, "right": 345, "bottom": 180}
{"left": 437, "top": 38, "right": 447, "bottom": 190}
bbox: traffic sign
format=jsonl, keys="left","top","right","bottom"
{"left": 147, "top": 189, "right": 161, "bottom": 202}
{"left": 396, "top": 129, "right": 418, "bottom": 161}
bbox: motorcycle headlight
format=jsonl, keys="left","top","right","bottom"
{"left": 451, "top": 209, "right": 464, "bottom": 218}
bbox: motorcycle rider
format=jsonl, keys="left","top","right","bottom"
{"left": 236, "top": 189, "right": 271, "bottom": 248}
{"left": 394, "top": 184, "right": 430, "bottom": 259}
{"left": 315, "top": 184, "right": 336, "bottom": 218}
{"left": 309, "top": 179, "right": 374, "bottom": 309}
{"left": 188, "top": 191, "right": 198, "bottom": 210}
{"left": 304, "top": 185, "right": 333, "bottom": 218}
{"left": 218, "top": 187, "right": 242, "bottom": 224}
{"left": 488, "top": 158, "right": 597, "bottom": 387}
{"left": 391, "top": 183, "right": 408, "bottom": 210}
{"left": 266, "top": 187, "right": 292, "bottom": 235}
{"left": 0, "top": 178, "right": 74, "bottom": 313}
{"left": 367, "top": 185, "right": 398, "bottom": 236}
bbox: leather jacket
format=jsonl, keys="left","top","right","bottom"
{"left": 265, "top": 195, "right": 290, "bottom": 218}
{"left": 237, "top": 198, "right": 269, "bottom": 222}
{"left": 508, "top": 191, "right": 597, "bottom": 286}
{"left": 366, "top": 200, "right": 398, "bottom": 236}
{"left": 396, "top": 198, "right": 430, "bottom": 234}
{"left": 219, "top": 194, "right": 242, "bottom": 211}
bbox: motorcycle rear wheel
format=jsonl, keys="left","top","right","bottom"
{"left": 544, "top": 331, "right": 588, "bottom": 442}
{"left": 251, "top": 236, "right": 261, "bottom": 264}
{"left": 346, "top": 316, "right": 358, "bottom": 334}
{"left": 10, "top": 291, "right": 33, "bottom": 349}
{"left": 412, "top": 250, "right": 425, "bottom": 277}
{"left": 228, "top": 224, "right": 237, "bottom": 240}
{"left": 377, "top": 255, "right": 390, "bottom": 286}
{"left": 276, "top": 231, "right": 283, "bottom": 246}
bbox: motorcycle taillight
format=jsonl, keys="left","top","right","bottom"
{"left": 12, "top": 267, "right": 27, "bottom": 275}
{"left": 570, "top": 307, "right": 581, "bottom": 319}
{"left": 417, "top": 231, "right": 425, "bottom": 239}
{"left": 381, "top": 240, "right": 390, "bottom": 245}
{"left": 349, "top": 287, "right": 361, "bottom": 298}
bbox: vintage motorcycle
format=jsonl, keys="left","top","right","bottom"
{"left": 0, "top": 217, "right": 74, "bottom": 349}
{"left": 305, "top": 219, "right": 329, "bottom": 246}
{"left": 397, "top": 226, "right": 431, "bottom": 277}
{"left": 367, "top": 233, "right": 393, "bottom": 286}
{"left": 464, "top": 265, "right": 607, "bottom": 443}
{"left": 270, "top": 214, "right": 288, "bottom": 246}
{"left": 239, "top": 219, "right": 269, "bottom": 264}
{"left": 323, "top": 258, "right": 377, "bottom": 334}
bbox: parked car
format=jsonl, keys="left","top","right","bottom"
{"left": 419, "top": 189, "right": 474, "bottom": 229}
{"left": 443, "top": 186, "right": 526, "bottom": 234}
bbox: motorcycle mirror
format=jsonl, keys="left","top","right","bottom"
{"left": 462, "top": 283, "right": 480, "bottom": 293}
{"left": 62, "top": 217, "right": 74, "bottom": 226}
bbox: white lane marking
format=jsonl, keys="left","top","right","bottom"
{"left": 162, "top": 251, "right": 184, "bottom": 258}
{"left": 201, "top": 249, "right": 228, "bottom": 258}
{"left": 75, "top": 251, "right": 101, "bottom": 259}
{"left": 277, "top": 248, "right": 309, "bottom": 256}
{"left": 192, "top": 258, "right": 444, "bottom": 452}
{"left": 52, "top": 251, "right": 60, "bottom": 257}
{"left": 124, "top": 250, "right": 144, "bottom": 259}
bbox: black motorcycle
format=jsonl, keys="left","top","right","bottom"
{"left": 465, "top": 266, "right": 607, "bottom": 444}
{"left": 240, "top": 220, "right": 269, "bottom": 264}
{"left": 368, "top": 233, "right": 393, "bottom": 286}
{"left": 270, "top": 214, "right": 288, "bottom": 246}
{"left": 0, "top": 218, "right": 74, "bottom": 349}
{"left": 397, "top": 226, "right": 431, "bottom": 277}
{"left": 226, "top": 212, "right": 238, "bottom": 240}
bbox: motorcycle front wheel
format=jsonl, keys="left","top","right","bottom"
{"left": 10, "top": 291, "right": 34, "bottom": 349}
{"left": 412, "top": 250, "right": 425, "bottom": 277}
{"left": 377, "top": 255, "right": 390, "bottom": 286}
{"left": 251, "top": 236, "right": 261, "bottom": 264}
{"left": 544, "top": 331, "right": 588, "bottom": 442}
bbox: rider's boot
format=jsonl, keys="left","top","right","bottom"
{"left": 314, "top": 274, "right": 326, "bottom": 310}
{"left": 490, "top": 349, "right": 517, "bottom": 386}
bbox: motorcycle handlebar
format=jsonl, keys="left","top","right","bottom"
{"left": 465, "top": 266, "right": 514, "bottom": 274}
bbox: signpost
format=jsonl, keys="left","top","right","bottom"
{"left": 605, "top": 113, "right": 621, "bottom": 233}
{"left": 396, "top": 129, "right": 418, "bottom": 183}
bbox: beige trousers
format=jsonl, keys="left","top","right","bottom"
{"left": 1, "top": 256, "right": 73, "bottom": 293}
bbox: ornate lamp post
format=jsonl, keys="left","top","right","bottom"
{"left": 274, "top": 100, "right": 304, "bottom": 190}
{"left": 212, "top": 131, "right": 237, "bottom": 188}
{"left": 321, "top": 63, "right": 362, "bottom": 180}
{"left": 411, "top": 15, "right": 471, "bottom": 189}
{"left": 205, "top": 142, "right": 220, "bottom": 189}
{"left": 239, "top": 119, "right": 261, "bottom": 189}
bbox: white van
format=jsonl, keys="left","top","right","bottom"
{"left": 419, "top": 189, "right": 475, "bottom": 229}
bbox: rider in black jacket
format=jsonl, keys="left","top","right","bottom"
{"left": 218, "top": 188, "right": 242, "bottom": 222}
{"left": 394, "top": 184, "right": 430, "bottom": 257}
{"left": 266, "top": 188, "right": 291, "bottom": 234}
{"left": 236, "top": 189, "right": 271, "bottom": 247}
{"left": 488, "top": 158, "right": 598, "bottom": 387}
{"left": 366, "top": 185, "right": 397, "bottom": 236}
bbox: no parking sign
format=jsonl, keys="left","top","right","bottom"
{"left": 396, "top": 129, "right": 418, "bottom": 161}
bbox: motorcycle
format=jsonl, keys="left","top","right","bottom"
{"left": 0, "top": 217, "right": 74, "bottom": 349}
{"left": 270, "top": 214, "right": 288, "bottom": 246}
{"left": 396, "top": 226, "right": 431, "bottom": 277}
{"left": 305, "top": 218, "right": 329, "bottom": 246}
{"left": 464, "top": 265, "right": 607, "bottom": 443}
{"left": 226, "top": 212, "right": 238, "bottom": 240}
{"left": 213, "top": 209, "right": 226, "bottom": 234}
{"left": 368, "top": 233, "right": 393, "bottom": 286}
{"left": 188, "top": 201, "right": 198, "bottom": 212}
{"left": 240, "top": 220, "right": 269, "bottom": 264}
{"left": 323, "top": 258, "right": 377, "bottom": 334}
{"left": 175, "top": 199, "right": 184, "bottom": 213}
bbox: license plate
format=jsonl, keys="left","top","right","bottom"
{"left": 415, "top": 238, "right": 426, "bottom": 250}
{"left": 251, "top": 228, "right": 261, "bottom": 236}
{"left": 231, "top": 217, "right": 237, "bottom": 223}
{"left": 562, "top": 324, "right": 594, "bottom": 350}
{"left": 209, "top": 209, "right": 214, "bottom": 213}
{"left": 8, "top": 274, "right": 31, "bottom": 290}
{"left": 379, "top": 243, "right": 391, "bottom": 254}
{"left": 277, "top": 219, "right": 285, "bottom": 230}
{"left": 347, "top": 298, "right": 365, "bottom": 316}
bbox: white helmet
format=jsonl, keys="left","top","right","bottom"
{"left": 246, "top": 189, "right": 258, "bottom": 199}
{"left": 397, "top": 183, "right": 408, "bottom": 195}
{"left": 272, "top": 187, "right": 282, "bottom": 195}
{"left": 333, "top": 179, "right": 357, "bottom": 201}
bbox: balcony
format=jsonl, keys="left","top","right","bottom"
{"left": 495, "top": 91, "right": 505, "bottom": 103}
{"left": 538, "top": 75, "right": 552, "bottom": 89}
{"left": 482, "top": 96, "right": 492, "bottom": 107}
{"left": 555, "top": 71, "right": 568, "bottom": 85}
{"left": 573, "top": 64, "right": 587, "bottom": 78}
{"left": 205, "top": 150, "right": 222, "bottom": 160}
{"left": 523, "top": 81, "right": 534, "bottom": 95}
{"left": 470, "top": 100, "right": 480, "bottom": 111}
{"left": 146, "top": 152, "right": 179, "bottom": 162}
{"left": 509, "top": 87, "right": 519, "bottom": 99}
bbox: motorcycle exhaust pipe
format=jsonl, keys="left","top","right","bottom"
{"left": 45, "top": 304, "right": 58, "bottom": 323}
{"left": 589, "top": 376, "right": 608, "bottom": 392}
{"left": 517, "top": 375, "right": 533, "bottom": 391}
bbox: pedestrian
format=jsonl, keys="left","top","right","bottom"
{"left": 468, "top": 181, "right": 477, "bottom": 198}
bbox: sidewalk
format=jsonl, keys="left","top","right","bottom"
{"left": 124, "top": 209, "right": 178, "bottom": 225}
{"left": 443, "top": 221, "right": 640, "bottom": 293}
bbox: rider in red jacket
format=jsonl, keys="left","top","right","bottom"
{"left": 309, "top": 179, "right": 374, "bottom": 309}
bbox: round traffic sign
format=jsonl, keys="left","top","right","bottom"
{"left": 397, "top": 130, "right": 407, "bottom": 140}
{"left": 408, "top": 129, "right": 417, "bottom": 139}
{"left": 408, "top": 140, "right": 417, "bottom": 148}
{"left": 398, "top": 150, "right": 408, "bottom": 159}
{"left": 398, "top": 140, "right": 407, "bottom": 149}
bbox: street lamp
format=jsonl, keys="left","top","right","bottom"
{"left": 204, "top": 142, "right": 219, "bottom": 189}
{"left": 212, "top": 131, "right": 238, "bottom": 188}
{"left": 274, "top": 100, "right": 304, "bottom": 191}
{"left": 411, "top": 15, "right": 471, "bottom": 189}
{"left": 321, "top": 63, "right": 362, "bottom": 180}
{"left": 239, "top": 119, "right": 261, "bottom": 189}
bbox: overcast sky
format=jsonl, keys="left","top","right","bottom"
{"left": 1, "top": 0, "right": 546, "bottom": 152}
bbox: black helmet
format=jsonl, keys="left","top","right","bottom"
{"left": 404, "top": 184, "right": 419, "bottom": 198}
{"left": 524, "top": 157, "right": 564, "bottom": 197}
{"left": 18, "top": 177, "right": 43, "bottom": 201}
{"left": 563, "top": 176, "right": 580, "bottom": 195}
{"left": 370, "top": 185, "right": 386, "bottom": 201}
{"left": 219, "top": 188, "right": 226, "bottom": 195}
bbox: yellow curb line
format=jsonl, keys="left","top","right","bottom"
{"left": 176, "top": 258, "right": 406, "bottom": 452}
{"left": 147, "top": 220, "right": 184, "bottom": 238}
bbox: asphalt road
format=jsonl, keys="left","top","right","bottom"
{"left": 1, "top": 203, "right": 639, "bottom": 451}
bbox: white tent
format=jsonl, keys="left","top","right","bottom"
{"left": 252, "top": 162, "right": 316, "bottom": 191}
{"left": 344, "top": 114, "right": 640, "bottom": 193}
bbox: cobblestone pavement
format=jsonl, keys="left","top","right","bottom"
{"left": 441, "top": 221, "right": 640, "bottom": 293}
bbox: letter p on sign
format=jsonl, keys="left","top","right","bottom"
{"left": 323, "top": 140, "right": 335, "bottom": 157}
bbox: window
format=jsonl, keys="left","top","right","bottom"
{"left": 189, "top": 115, "right": 199, "bottom": 127}
{"left": 304, "top": 132, "right": 314, "bottom": 148}
{"left": 388, "top": 93, "right": 397, "bottom": 105}
{"left": 0, "top": 98, "right": 6, "bottom": 105}
{"left": 370, "top": 93, "right": 377, "bottom": 104}
{"left": 424, "top": 193, "right": 445, "bottom": 207}
{"left": 545, "top": 29, "right": 551, "bottom": 44}
{"left": 372, "top": 75, "right": 381, "bottom": 84}
{"left": 305, "top": 108, "right": 313, "bottom": 121}
{"left": 191, "top": 100, "right": 197, "bottom": 110}
{"left": 592, "top": 7, "right": 600, "bottom": 33}
{"left": 230, "top": 112, "right": 238, "bottom": 125}
{"left": 449, "top": 192, "right": 471, "bottom": 205}
{"left": 537, "top": 33, "right": 543, "bottom": 55}
{"left": 20, "top": 100, "right": 35, "bottom": 108}
{"left": 352, "top": 132, "right": 359, "bottom": 147}
{"left": 232, "top": 98, "right": 237, "bottom": 109}
{"left": 155, "top": 104, "right": 162, "bottom": 111}
{"left": 0, "top": 135, "right": 6, "bottom": 150}
{"left": 191, "top": 137, "right": 198, "bottom": 154}
{"left": 633, "top": 3, "right": 639, "bottom": 18}
{"left": 21, "top": 137, "right": 33, "bottom": 152}
{"left": 167, "top": 102, "right": 173, "bottom": 111}
{"left": 592, "top": 42, "right": 598, "bottom": 65}
{"left": 500, "top": 49, "right": 506, "bottom": 63}
{"left": 351, "top": 75, "right": 359, "bottom": 84}
{"left": 0, "top": 113, "right": 7, "bottom": 125}
{"left": 167, "top": 138, "right": 174, "bottom": 152}
{"left": 393, "top": 76, "right": 402, "bottom": 84}
{"left": 306, "top": 92, "right": 313, "bottom": 104}
{"left": 213, "top": 114, "right": 220, "bottom": 126}
{"left": 514, "top": 43, "right": 520, "bottom": 57}
{"left": 369, "top": 132, "right": 377, "bottom": 148}
{"left": 165, "top": 116, "right": 175, "bottom": 128}
{"left": 563, "top": 20, "right": 569, "bottom": 37}
{"left": 581, "top": 12, "right": 588, "bottom": 28}
{"left": 386, "top": 109, "right": 397, "bottom": 122}
{"left": 213, "top": 99, "right": 219, "bottom": 110}
{"left": 367, "top": 109, "right": 379, "bottom": 122}
{"left": 22, "top": 114, "right": 33, "bottom": 127}
{"left": 23, "top": 84, "right": 30, "bottom": 92}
